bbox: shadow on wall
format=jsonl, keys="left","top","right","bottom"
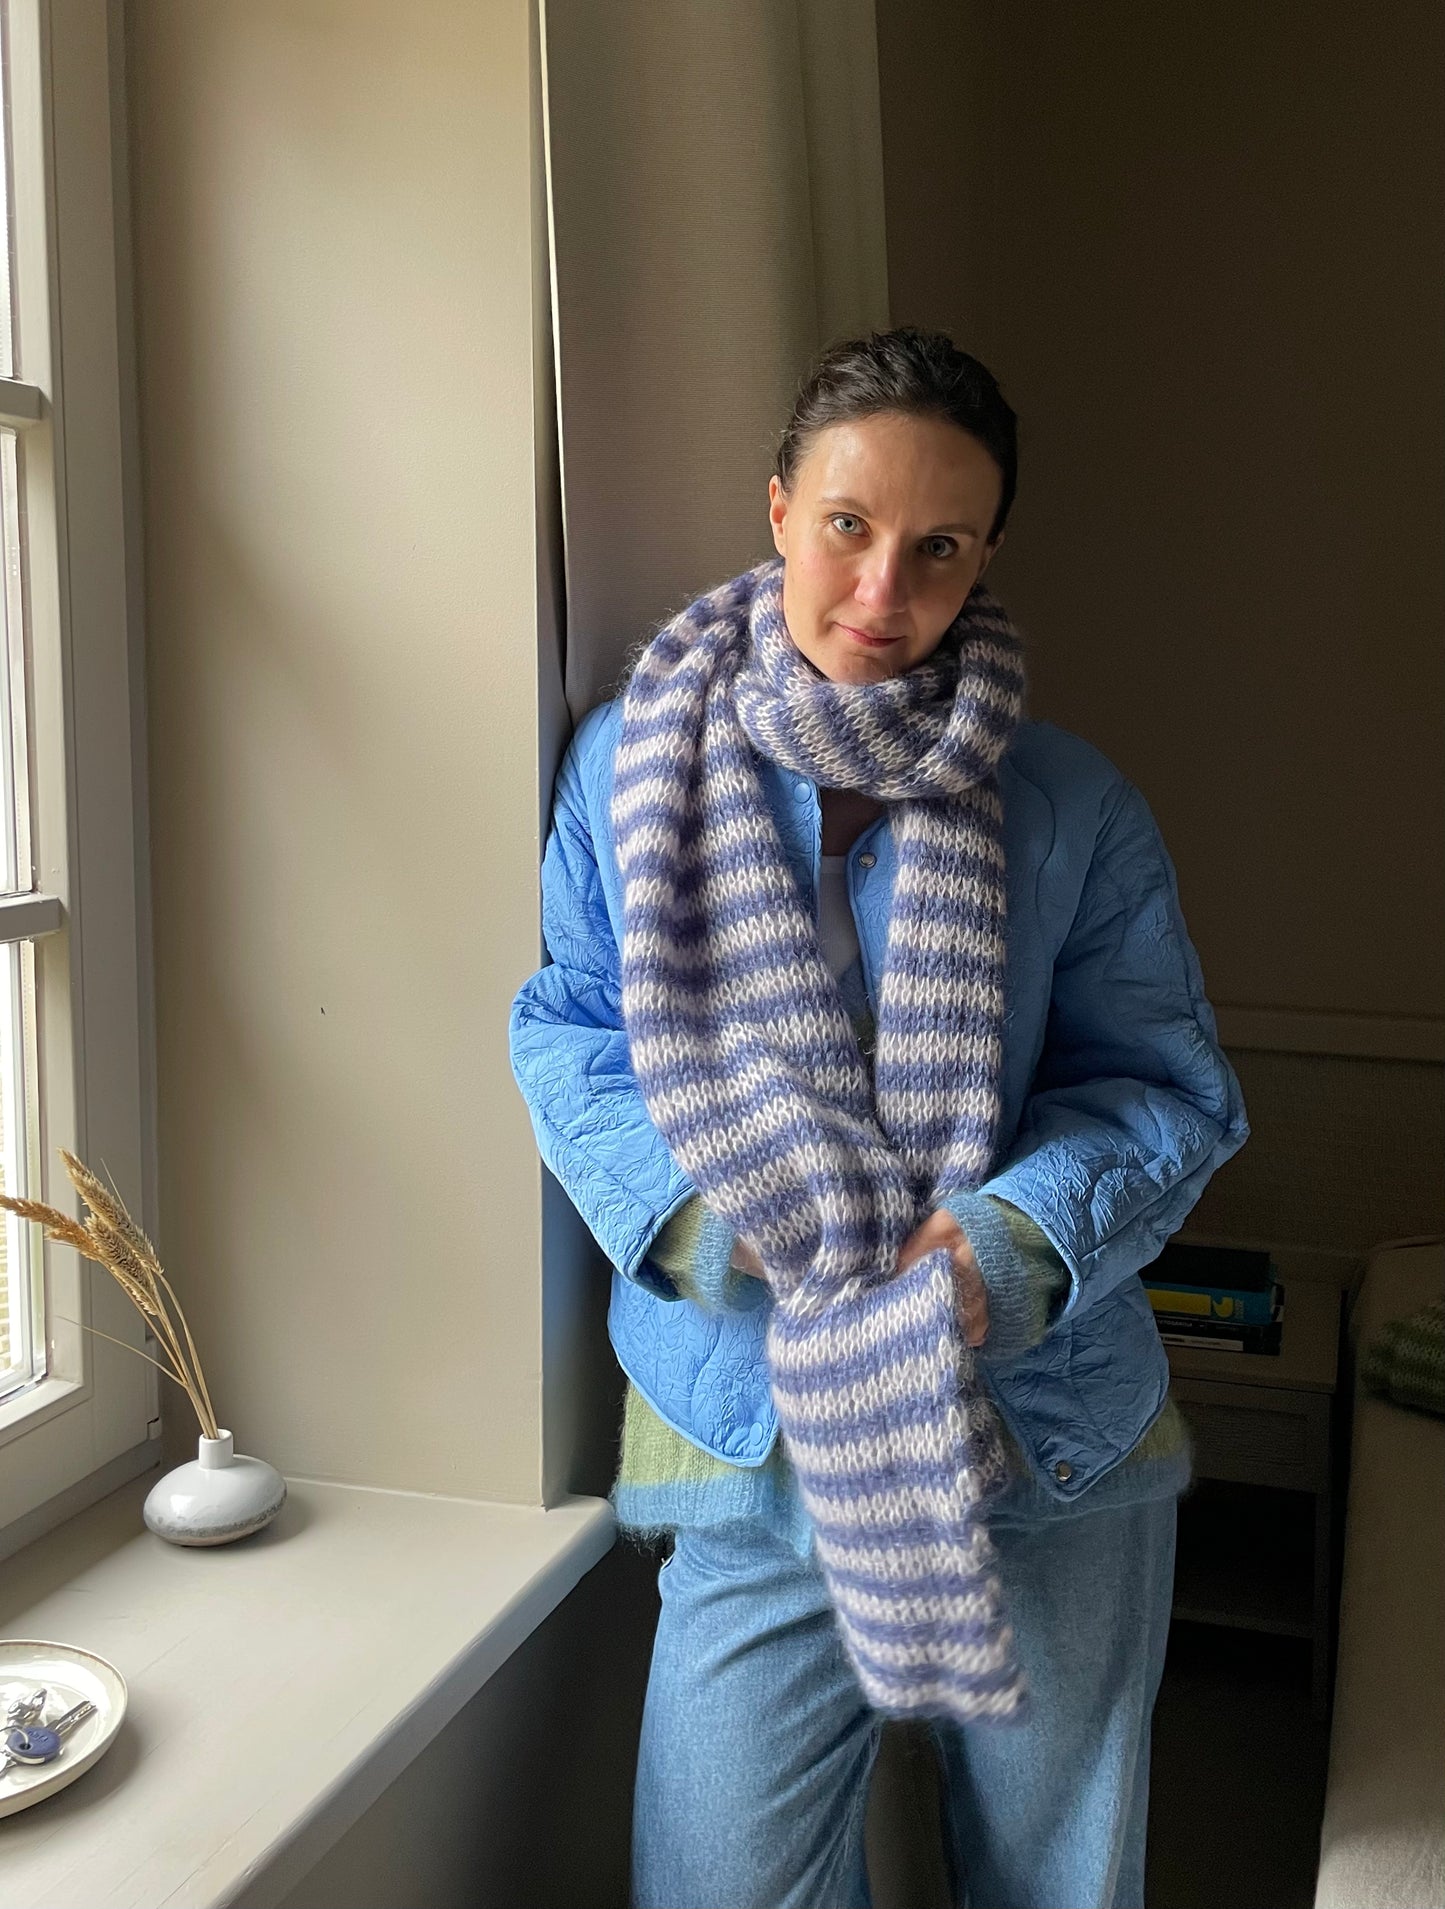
{"left": 272, "top": 1541, "right": 661, "bottom": 1909}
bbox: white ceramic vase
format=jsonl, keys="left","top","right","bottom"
{"left": 143, "top": 1431, "right": 286, "bottom": 1546}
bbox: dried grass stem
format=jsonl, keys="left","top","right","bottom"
{"left": 0, "top": 1153, "right": 221, "bottom": 1441}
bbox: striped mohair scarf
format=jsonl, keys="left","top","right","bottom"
{"left": 614, "top": 557, "right": 1026, "bottom": 1724}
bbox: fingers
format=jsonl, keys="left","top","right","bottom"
{"left": 957, "top": 1261, "right": 990, "bottom": 1348}
{"left": 731, "top": 1239, "right": 767, "bottom": 1278}
{"left": 949, "top": 1238, "right": 990, "bottom": 1348}
{"left": 897, "top": 1211, "right": 957, "bottom": 1275}
{"left": 899, "top": 1217, "right": 990, "bottom": 1348}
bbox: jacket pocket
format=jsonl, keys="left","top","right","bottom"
{"left": 989, "top": 1281, "right": 1169, "bottom": 1501}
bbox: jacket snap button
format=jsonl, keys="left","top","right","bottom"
{"left": 793, "top": 780, "right": 810, "bottom": 801}
{"left": 858, "top": 852, "right": 876, "bottom": 869}
{"left": 1053, "top": 1460, "right": 1074, "bottom": 1483}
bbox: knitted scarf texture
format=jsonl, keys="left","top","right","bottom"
{"left": 614, "top": 557, "right": 1027, "bottom": 1724}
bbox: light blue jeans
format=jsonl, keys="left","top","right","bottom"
{"left": 632, "top": 1492, "right": 1177, "bottom": 1909}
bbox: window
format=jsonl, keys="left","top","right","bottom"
{"left": 0, "top": 5, "right": 46, "bottom": 1406}
{"left": 0, "top": 0, "right": 154, "bottom": 1549}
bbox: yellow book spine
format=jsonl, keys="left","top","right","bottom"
{"left": 1146, "top": 1287, "right": 1241, "bottom": 1320}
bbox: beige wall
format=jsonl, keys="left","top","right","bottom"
{"left": 876, "top": 0, "right": 1445, "bottom": 1252}
{"left": 1187, "top": 1048, "right": 1444, "bottom": 1252}
{"left": 126, "top": 0, "right": 553, "bottom": 1498}
{"left": 545, "top": 0, "right": 889, "bottom": 714}
{"left": 877, "top": 0, "right": 1444, "bottom": 1026}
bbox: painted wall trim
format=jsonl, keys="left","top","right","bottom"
{"left": 1215, "top": 1006, "right": 1445, "bottom": 1063}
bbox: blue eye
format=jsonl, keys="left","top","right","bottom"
{"left": 923, "top": 535, "right": 958, "bottom": 559}
{"left": 829, "top": 514, "right": 863, "bottom": 536}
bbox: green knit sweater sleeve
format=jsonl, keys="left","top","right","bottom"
{"left": 937, "top": 1191, "right": 1070, "bottom": 1361}
{"left": 648, "top": 1196, "right": 763, "bottom": 1313}
{"left": 653, "top": 1190, "right": 1069, "bottom": 1344}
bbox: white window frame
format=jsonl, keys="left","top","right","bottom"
{"left": 0, "top": 0, "right": 156, "bottom": 1552}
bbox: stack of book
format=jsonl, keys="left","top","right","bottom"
{"left": 1144, "top": 1242, "right": 1283, "bottom": 1356}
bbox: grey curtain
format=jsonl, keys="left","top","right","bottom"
{"left": 541, "top": 0, "right": 890, "bottom": 713}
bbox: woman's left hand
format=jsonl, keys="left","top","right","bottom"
{"left": 897, "top": 1210, "right": 990, "bottom": 1348}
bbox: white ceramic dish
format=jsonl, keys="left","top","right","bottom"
{"left": 0, "top": 1639, "right": 127, "bottom": 1818}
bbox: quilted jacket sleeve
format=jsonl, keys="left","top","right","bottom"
{"left": 979, "top": 777, "right": 1249, "bottom": 1319}
{"left": 509, "top": 725, "right": 706, "bottom": 1294}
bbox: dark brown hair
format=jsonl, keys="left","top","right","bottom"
{"left": 775, "top": 328, "right": 1018, "bottom": 542}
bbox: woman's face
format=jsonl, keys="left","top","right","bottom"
{"left": 767, "top": 411, "right": 1004, "bottom": 685}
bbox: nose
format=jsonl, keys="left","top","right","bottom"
{"left": 853, "top": 545, "right": 908, "bottom": 618}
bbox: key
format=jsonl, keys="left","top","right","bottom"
{"left": 4, "top": 1688, "right": 47, "bottom": 1729}
{"left": 2, "top": 1700, "right": 97, "bottom": 1771}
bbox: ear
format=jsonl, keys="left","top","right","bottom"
{"left": 767, "top": 474, "right": 788, "bottom": 557}
{"left": 977, "top": 529, "right": 1004, "bottom": 579}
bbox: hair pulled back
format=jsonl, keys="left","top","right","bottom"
{"left": 775, "top": 328, "right": 1018, "bottom": 543}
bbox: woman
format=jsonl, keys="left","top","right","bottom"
{"left": 510, "top": 329, "right": 1248, "bottom": 1909}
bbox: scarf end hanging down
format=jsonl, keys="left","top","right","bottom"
{"left": 766, "top": 1242, "right": 1029, "bottom": 1726}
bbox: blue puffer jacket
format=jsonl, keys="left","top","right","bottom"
{"left": 510, "top": 698, "right": 1248, "bottom": 1507}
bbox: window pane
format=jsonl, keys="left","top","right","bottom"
{"left": 0, "top": 1, "right": 13, "bottom": 378}
{"left": 0, "top": 938, "right": 40, "bottom": 1400}
{"left": 0, "top": 426, "right": 27, "bottom": 894}
{"left": 0, "top": 15, "right": 34, "bottom": 1404}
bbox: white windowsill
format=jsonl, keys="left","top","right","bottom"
{"left": 0, "top": 1374, "right": 86, "bottom": 1446}
{"left": 0, "top": 1472, "right": 614, "bottom": 1908}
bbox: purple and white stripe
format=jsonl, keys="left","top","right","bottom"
{"left": 614, "top": 558, "right": 1027, "bottom": 1723}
